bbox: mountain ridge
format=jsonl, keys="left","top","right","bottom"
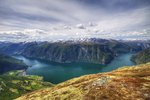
{"left": 0, "top": 39, "right": 150, "bottom": 65}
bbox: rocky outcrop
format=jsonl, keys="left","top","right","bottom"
{"left": 131, "top": 48, "right": 150, "bottom": 64}
{"left": 16, "top": 62, "right": 150, "bottom": 100}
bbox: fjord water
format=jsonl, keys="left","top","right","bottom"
{"left": 14, "top": 53, "right": 135, "bottom": 84}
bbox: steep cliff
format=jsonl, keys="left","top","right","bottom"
{"left": 17, "top": 63, "right": 150, "bottom": 100}
{"left": 0, "top": 39, "right": 133, "bottom": 64}
{"left": 131, "top": 48, "right": 150, "bottom": 64}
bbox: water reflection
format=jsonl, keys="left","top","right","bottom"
{"left": 14, "top": 53, "right": 135, "bottom": 84}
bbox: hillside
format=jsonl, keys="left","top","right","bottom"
{"left": 17, "top": 62, "right": 150, "bottom": 100}
{"left": 0, "top": 54, "right": 28, "bottom": 74}
{"left": 131, "top": 48, "right": 150, "bottom": 64}
{"left": 1, "top": 39, "right": 150, "bottom": 66}
{"left": 0, "top": 70, "right": 54, "bottom": 100}
{"left": 1, "top": 39, "right": 150, "bottom": 65}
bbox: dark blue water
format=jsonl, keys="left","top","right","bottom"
{"left": 14, "top": 53, "right": 135, "bottom": 84}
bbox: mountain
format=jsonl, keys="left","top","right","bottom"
{"left": 0, "top": 39, "right": 150, "bottom": 64}
{"left": 16, "top": 62, "right": 150, "bottom": 100}
{"left": 0, "top": 53, "right": 28, "bottom": 74}
{"left": 122, "top": 40, "right": 150, "bottom": 52}
{"left": 131, "top": 48, "right": 150, "bottom": 64}
{"left": 0, "top": 40, "right": 139, "bottom": 64}
{"left": 0, "top": 70, "right": 54, "bottom": 100}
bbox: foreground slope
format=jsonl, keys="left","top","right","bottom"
{"left": 17, "top": 63, "right": 150, "bottom": 100}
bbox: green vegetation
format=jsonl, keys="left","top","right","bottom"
{"left": 0, "top": 54, "right": 28, "bottom": 74}
{"left": 131, "top": 48, "right": 150, "bottom": 64}
{"left": 0, "top": 70, "right": 54, "bottom": 100}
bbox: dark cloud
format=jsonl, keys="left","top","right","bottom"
{"left": 77, "top": 0, "right": 150, "bottom": 9}
{"left": 0, "top": 0, "right": 150, "bottom": 24}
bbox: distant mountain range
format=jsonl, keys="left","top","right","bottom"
{"left": 0, "top": 38, "right": 150, "bottom": 65}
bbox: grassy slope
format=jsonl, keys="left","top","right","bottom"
{"left": 0, "top": 71, "right": 54, "bottom": 100}
{"left": 17, "top": 63, "right": 150, "bottom": 100}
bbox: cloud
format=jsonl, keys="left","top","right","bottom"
{"left": 0, "top": 0, "right": 150, "bottom": 41}
{"left": 76, "top": 24, "right": 85, "bottom": 29}
{"left": 0, "top": 24, "right": 149, "bottom": 42}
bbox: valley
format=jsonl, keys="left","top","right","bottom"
{"left": 0, "top": 39, "right": 149, "bottom": 100}
{"left": 0, "top": 0, "right": 150, "bottom": 99}
{"left": 13, "top": 53, "right": 135, "bottom": 84}
{"left": 0, "top": 39, "right": 150, "bottom": 64}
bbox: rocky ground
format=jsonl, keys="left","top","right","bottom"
{"left": 16, "top": 63, "right": 150, "bottom": 100}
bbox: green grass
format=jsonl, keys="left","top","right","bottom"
{"left": 0, "top": 71, "right": 54, "bottom": 100}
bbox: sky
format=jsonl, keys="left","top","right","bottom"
{"left": 0, "top": 0, "right": 150, "bottom": 42}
